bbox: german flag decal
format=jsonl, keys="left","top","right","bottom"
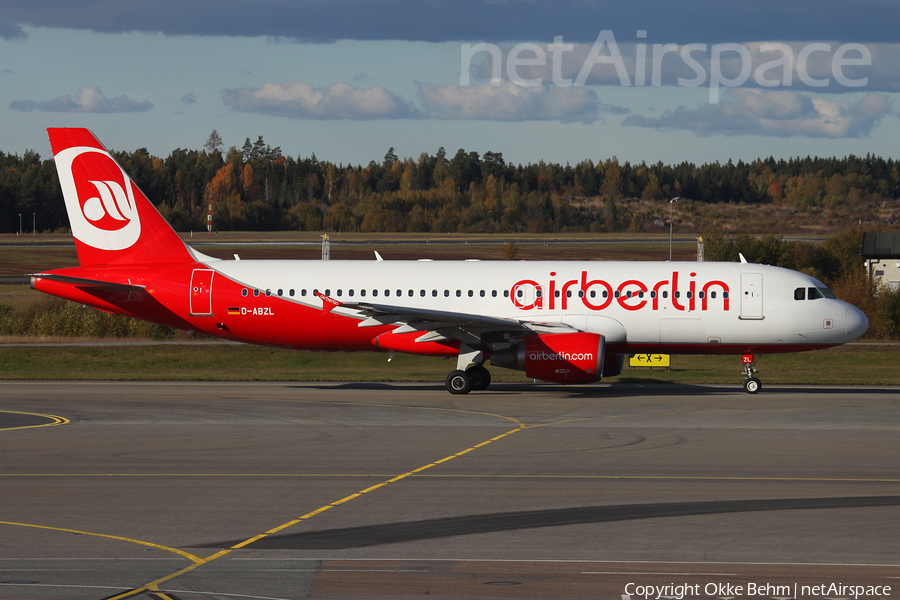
{"left": 228, "top": 307, "right": 241, "bottom": 315}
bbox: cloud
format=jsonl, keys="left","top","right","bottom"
{"left": 418, "top": 82, "right": 622, "bottom": 124}
{"left": 9, "top": 85, "right": 153, "bottom": 113}
{"left": 223, "top": 82, "right": 419, "bottom": 120}
{"left": 623, "top": 89, "right": 892, "bottom": 138}
{"left": 2, "top": 1, "right": 899, "bottom": 44}
{"left": 0, "top": 18, "right": 25, "bottom": 40}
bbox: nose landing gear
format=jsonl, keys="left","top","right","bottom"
{"left": 741, "top": 354, "right": 761, "bottom": 394}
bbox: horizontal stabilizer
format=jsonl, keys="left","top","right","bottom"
{"left": 30, "top": 273, "right": 146, "bottom": 291}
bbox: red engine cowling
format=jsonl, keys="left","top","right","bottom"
{"left": 491, "top": 332, "right": 606, "bottom": 384}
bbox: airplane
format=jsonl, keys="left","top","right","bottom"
{"left": 31, "top": 128, "right": 869, "bottom": 394}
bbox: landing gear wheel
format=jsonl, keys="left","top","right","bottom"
{"left": 446, "top": 369, "right": 472, "bottom": 395}
{"left": 467, "top": 366, "right": 492, "bottom": 391}
{"left": 743, "top": 377, "right": 761, "bottom": 394}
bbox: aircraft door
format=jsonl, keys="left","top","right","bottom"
{"left": 512, "top": 280, "right": 540, "bottom": 310}
{"left": 740, "top": 273, "right": 763, "bottom": 320}
{"left": 190, "top": 269, "right": 214, "bottom": 316}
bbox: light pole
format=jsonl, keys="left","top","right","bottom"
{"left": 19, "top": 213, "right": 21, "bottom": 235}
{"left": 669, "top": 197, "right": 680, "bottom": 261}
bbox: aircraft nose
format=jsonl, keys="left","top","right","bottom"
{"left": 844, "top": 304, "right": 868, "bottom": 341}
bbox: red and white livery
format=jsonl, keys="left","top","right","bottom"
{"left": 32, "top": 129, "right": 869, "bottom": 394}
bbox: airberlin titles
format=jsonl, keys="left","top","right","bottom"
{"left": 511, "top": 270, "right": 730, "bottom": 313}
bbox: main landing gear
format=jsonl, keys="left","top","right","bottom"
{"left": 741, "top": 354, "right": 761, "bottom": 394}
{"left": 445, "top": 344, "right": 491, "bottom": 395}
{"left": 446, "top": 365, "right": 492, "bottom": 395}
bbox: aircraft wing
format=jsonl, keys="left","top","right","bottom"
{"left": 339, "top": 301, "right": 576, "bottom": 347}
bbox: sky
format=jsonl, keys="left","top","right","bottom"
{"left": 1, "top": 0, "right": 899, "bottom": 167}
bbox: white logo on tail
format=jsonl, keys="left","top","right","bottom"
{"left": 54, "top": 147, "right": 141, "bottom": 251}
{"left": 83, "top": 180, "right": 132, "bottom": 224}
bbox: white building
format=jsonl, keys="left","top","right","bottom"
{"left": 862, "top": 232, "right": 900, "bottom": 292}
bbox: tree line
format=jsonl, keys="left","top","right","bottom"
{"left": 1, "top": 130, "right": 899, "bottom": 235}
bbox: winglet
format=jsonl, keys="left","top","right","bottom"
{"left": 739, "top": 253, "right": 748, "bottom": 264}
{"left": 374, "top": 251, "right": 384, "bottom": 261}
{"left": 314, "top": 290, "right": 342, "bottom": 314}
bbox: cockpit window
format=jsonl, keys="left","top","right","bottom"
{"left": 819, "top": 287, "right": 837, "bottom": 299}
{"left": 794, "top": 287, "right": 805, "bottom": 300}
{"left": 807, "top": 287, "right": 824, "bottom": 300}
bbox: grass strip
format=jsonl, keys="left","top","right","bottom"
{"left": 0, "top": 344, "right": 896, "bottom": 386}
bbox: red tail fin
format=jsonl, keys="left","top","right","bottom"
{"left": 48, "top": 128, "right": 193, "bottom": 266}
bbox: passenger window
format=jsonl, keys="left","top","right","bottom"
{"left": 265, "top": 289, "right": 272, "bottom": 297}
{"left": 492, "top": 290, "right": 497, "bottom": 297}
{"left": 360, "top": 289, "right": 366, "bottom": 297}
{"left": 300, "top": 289, "right": 306, "bottom": 297}
{"left": 517, "top": 290, "right": 523, "bottom": 298}
{"left": 289, "top": 289, "right": 295, "bottom": 297}
{"left": 336, "top": 289, "right": 342, "bottom": 297}
{"left": 420, "top": 290, "right": 425, "bottom": 297}
{"left": 242, "top": 289, "right": 248, "bottom": 297}
{"left": 456, "top": 290, "right": 462, "bottom": 297}
{"left": 408, "top": 290, "right": 414, "bottom": 297}
{"left": 444, "top": 290, "right": 449, "bottom": 297}
{"left": 277, "top": 289, "right": 283, "bottom": 296}
{"left": 794, "top": 287, "right": 805, "bottom": 300}
{"left": 723, "top": 291, "right": 729, "bottom": 299}
{"left": 468, "top": 290, "right": 474, "bottom": 297}
{"left": 254, "top": 289, "right": 260, "bottom": 297}
{"left": 710, "top": 291, "right": 716, "bottom": 298}
{"left": 504, "top": 290, "right": 510, "bottom": 298}
{"left": 372, "top": 289, "right": 377, "bottom": 297}
{"left": 662, "top": 291, "right": 668, "bottom": 298}
{"left": 396, "top": 290, "right": 401, "bottom": 297}
{"left": 432, "top": 290, "right": 438, "bottom": 297}
{"left": 480, "top": 290, "right": 485, "bottom": 297}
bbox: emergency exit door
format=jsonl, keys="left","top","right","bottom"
{"left": 190, "top": 269, "right": 214, "bottom": 316}
{"left": 740, "top": 273, "right": 763, "bottom": 319}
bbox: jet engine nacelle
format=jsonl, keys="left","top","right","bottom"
{"left": 604, "top": 352, "right": 625, "bottom": 378}
{"left": 491, "top": 332, "right": 606, "bottom": 384}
